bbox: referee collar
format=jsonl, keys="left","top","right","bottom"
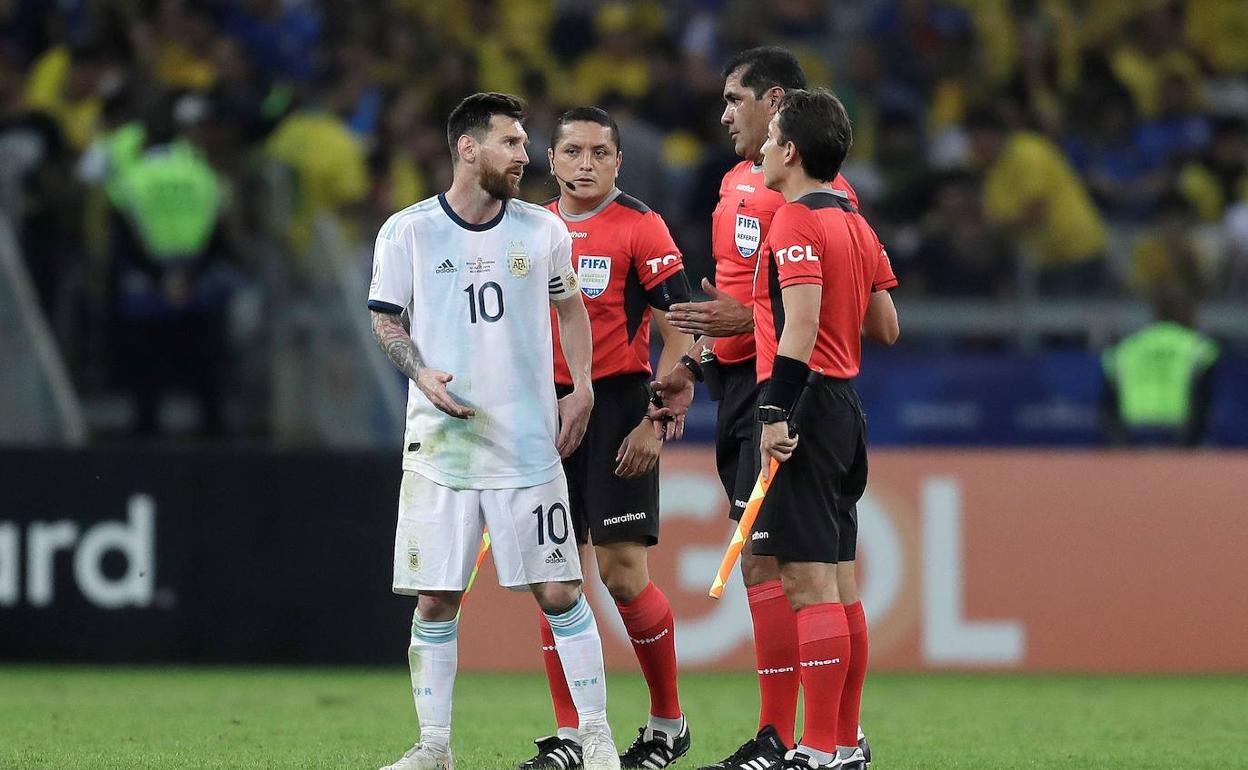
{"left": 558, "top": 187, "right": 622, "bottom": 222}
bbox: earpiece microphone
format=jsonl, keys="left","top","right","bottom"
{"left": 553, "top": 172, "right": 577, "bottom": 191}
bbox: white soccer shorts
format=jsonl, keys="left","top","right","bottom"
{"left": 392, "top": 470, "right": 582, "bottom": 593}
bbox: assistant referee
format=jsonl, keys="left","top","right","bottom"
{"left": 750, "top": 89, "right": 898, "bottom": 770}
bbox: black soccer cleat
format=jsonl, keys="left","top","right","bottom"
{"left": 620, "top": 719, "right": 691, "bottom": 768}
{"left": 518, "top": 735, "right": 583, "bottom": 770}
{"left": 858, "top": 729, "right": 870, "bottom": 768}
{"left": 696, "top": 724, "right": 787, "bottom": 770}
{"left": 837, "top": 747, "right": 866, "bottom": 770}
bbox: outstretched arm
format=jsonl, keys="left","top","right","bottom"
{"left": 370, "top": 309, "right": 474, "bottom": 418}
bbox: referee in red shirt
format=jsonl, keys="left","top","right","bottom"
{"left": 524, "top": 107, "right": 695, "bottom": 770}
{"left": 750, "top": 90, "right": 899, "bottom": 770}
{"left": 653, "top": 48, "right": 897, "bottom": 770}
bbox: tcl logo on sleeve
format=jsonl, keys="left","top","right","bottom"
{"left": 775, "top": 245, "right": 818, "bottom": 265}
{"left": 645, "top": 254, "right": 680, "bottom": 274}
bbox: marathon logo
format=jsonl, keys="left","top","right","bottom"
{"left": 629, "top": 628, "right": 670, "bottom": 646}
{"left": 800, "top": 658, "right": 842, "bottom": 667}
{"left": 604, "top": 512, "right": 647, "bottom": 526}
{"left": 569, "top": 231, "right": 589, "bottom": 239}
{"left": 757, "top": 666, "right": 795, "bottom": 675}
{"left": 751, "top": 531, "right": 769, "bottom": 540}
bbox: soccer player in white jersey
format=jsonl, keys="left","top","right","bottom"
{"left": 368, "top": 92, "right": 621, "bottom": 770}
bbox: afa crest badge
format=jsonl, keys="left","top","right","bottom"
{"left": 507, "top": 242, "right": 530, "bottom": 277}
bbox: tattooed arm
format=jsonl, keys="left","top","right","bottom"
{"left": 370, "top": 310, "right": 423, "bottom": 380}
{"left": 370, "top": 310, "right": 474, "bottom": 418}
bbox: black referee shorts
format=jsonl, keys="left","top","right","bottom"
{"left": 558, "top": 373, "right": 660, "bottom": 547}
{"left": 750, "top": 377, "right": 868, "bottom": 564}
{"left": 707, "top": 359, "right": 760, "bottom": 521}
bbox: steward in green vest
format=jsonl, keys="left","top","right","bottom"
{"left": 109, "top": 124, "right": 222, "bottom": 264}
{"left": 1102, "top": 294, "right": 1219, "bottom": 446}
{"left": 106, "top": 103, "right": 232, "bottom": 438}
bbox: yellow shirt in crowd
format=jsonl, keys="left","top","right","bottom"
{"left": 265, "top": 111, "right": 368, "bottom": 252}
{"left": 23, "top": 46, "right": 101, "bottom": 151}
{"left": 982, "top": 132, "right": 1107, "bottom": 269}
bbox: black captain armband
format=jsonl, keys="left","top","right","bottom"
{"left": 645, "top": 270, "right": 693, "bottom": 311}
{"left": 762, "top": 355, "right": 811, "bottom": 414}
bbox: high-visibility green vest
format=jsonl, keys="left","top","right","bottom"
{"left": 1103, "top": 321, "right": 1219, "bottom": 428}
{"left": 113, "top": 140, "right": 222, "bottom": 262}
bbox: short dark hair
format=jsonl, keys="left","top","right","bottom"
{"left": 777, "top": 88, "right": 853, "bottom": 182}
{"left": 721, "top": 46, "right": 807, "bottom": 99}
{"left": 551, "top": 107, "right": 621, "bottom": 152}
{"left": 446, "top": 92, "right": 526, "bottom": 156}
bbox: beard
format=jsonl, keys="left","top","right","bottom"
{"left": 479, "top": 162, "right": 522, "bottom": 201}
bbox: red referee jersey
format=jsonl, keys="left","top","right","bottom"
{"left": 546, "top": 189, "right": 685, "bottom": 386}
{"left": 753, "top": 189, "right": 898, "bottom": 382}
{"left": 710, "top": 161, "right": 859, "bottom": 365}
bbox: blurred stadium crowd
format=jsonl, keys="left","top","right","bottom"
{"left": 2, "top": 0, "right": 1246, "bottom": 441}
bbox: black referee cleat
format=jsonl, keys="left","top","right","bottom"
{"left": 837, "top": 747, "right": 866, "bottom": 770}
{"left": 518, "top": 735, "right": 583, "bottom": 769}
{"left": 697, "top": 724, "right": 787, "bottom": 770}
{"left": 620, "top": 719, "right": 691, "bottom": 768}
{"left": 857, "top": 728, "right": 871, "bottom": 768}
{"left": 779, "top": 748, "right": 841, "bottom": 769}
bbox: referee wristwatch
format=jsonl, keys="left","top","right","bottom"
{"left": 757, "top": 405, "right": 788, "bottom": 424}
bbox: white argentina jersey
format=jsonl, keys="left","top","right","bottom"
{"left": 368, "top": 194, "right": 580, "bottom": 489}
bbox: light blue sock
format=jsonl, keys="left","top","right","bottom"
{"left": 543, "top": 595, "right": 608, "bottom": 722}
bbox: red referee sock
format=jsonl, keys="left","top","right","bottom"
{"left": 747, "top": 580, "right": 801, "bottom": 746}
{"left": 538, "top": 611, "right": 579, "bottom": 731}
{"left": 838, "top": 601, "right": 869, "bottom": 747}
{"left": 616, "top": 581, "right": 682, "bottom": 719}
{"left": 796, "top": 602, "right": 851, "bottom": 755}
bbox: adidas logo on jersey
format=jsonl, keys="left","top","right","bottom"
{"left": 545, "top": 549, "right": 567, "bottom": 564}
{"left": 434, "top": 259, "right": 457, "bottom": 274}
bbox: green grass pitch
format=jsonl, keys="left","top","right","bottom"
{"left": 2, "top": 667, "right": 1245, "bottom": 769}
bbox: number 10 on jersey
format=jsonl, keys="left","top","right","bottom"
{"left": 534, "top": 502, "right": 569, "bottom": 545}
{"left": 464, "top": 281, "right": 504, "bottom": 323}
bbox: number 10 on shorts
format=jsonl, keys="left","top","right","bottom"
{"left": 533, "top": 503, "right": 569, "bottom": 545}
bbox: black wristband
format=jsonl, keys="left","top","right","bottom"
{"left": 763, "top": 355, "right": 810, "bottom": 413}
{"left": 757, "top": 405, "right": 788, "bottom": 424}
{"left": 680, "top": 354, "right": 704, "bottom": 382}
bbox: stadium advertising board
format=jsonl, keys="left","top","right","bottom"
{"left": 1, "top": 447, "right": 1245, "bottom": 672}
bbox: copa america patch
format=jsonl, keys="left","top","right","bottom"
{"left": 735, "top": 213, "right": 761, "bottom": 258}
{"left": 577, "top": 255, "right": 611, "bottom": 299}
